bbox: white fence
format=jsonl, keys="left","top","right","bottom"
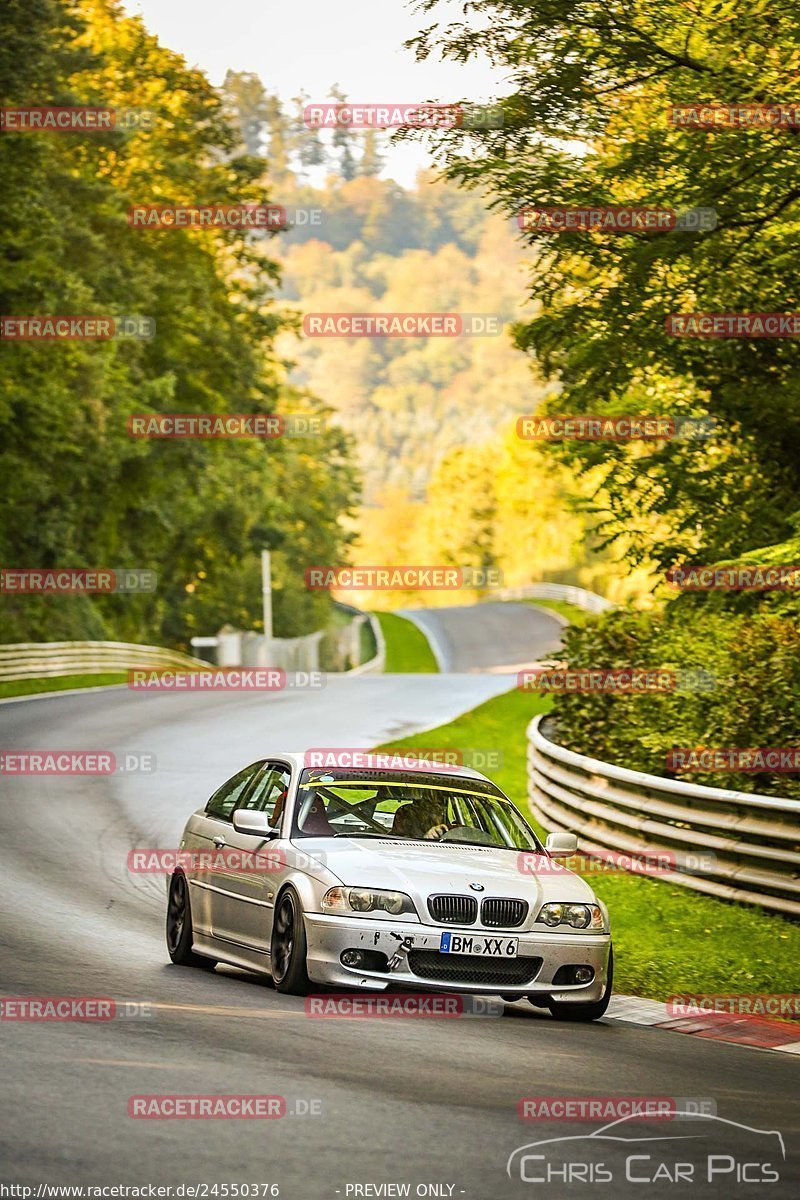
{"left": 498, "top": 582, "right": 614, "bottom": 614}
{"left": 347, "top": 613, "right": 385, "bottom": 675}
{"left": 527, "top": 715, "right": 800, "bottom": 918}
{"left": 199, "top": 629, "right": 326, "bottom": 672}
{"left": 191, "top": 612, "right": 385, "bottom": 675}
{"left": 0, "top": 640, "right": 208, "bottom": 682}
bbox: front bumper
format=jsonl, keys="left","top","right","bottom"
{"left": 304, "top": 913, "right": 611, "bottom": 1002}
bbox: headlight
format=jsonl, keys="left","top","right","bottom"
{"left": 321, "top": 886, "right": 417, "bottom": 917}
{"left": 536, "top": 902, "right": 605, "bottom": 932}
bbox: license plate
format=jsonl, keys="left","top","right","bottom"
{"left": 439, "top": 932, "right": 518, "bottom": 957}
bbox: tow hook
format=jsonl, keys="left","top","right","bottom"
{"left": 387, "top": 937, "right": 415, "bottom": 972}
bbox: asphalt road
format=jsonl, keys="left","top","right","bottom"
{"left": 398, "top": 601, "right": 565, "bottom": 672}
{"left": 0, "top": 605, "right": 797, "bottom": 1198}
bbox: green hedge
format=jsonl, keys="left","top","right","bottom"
{"left": 551, "top": 607, "right": 800, "bottom": 799}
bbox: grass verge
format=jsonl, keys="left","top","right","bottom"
{"left": 521, "top": 597, "right": 595, "bottom": 627}
{"left": 375, "top": 686, "right": 800, "bottom": 1002}
{"left": 0, "top": 673, "right": 130, "bottom": 700}
{"left": 374, "top": 612, "right": 438, "bottom": 673}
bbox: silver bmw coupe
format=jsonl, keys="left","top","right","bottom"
{"left": 166, "top": 753, "right": 613, "bottom": 1020}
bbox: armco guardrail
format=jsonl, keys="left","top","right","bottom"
{"left": 347, "top": 613, "right": 386, "bottom": 676}
{"left": 0, "top": 640, "right": 208, "bottom": 682}
{"left": 498, "top": 582, "right": 614, "bottom": 614}
{"left": 528, "top": 714, "right": 800, "bottom": 918}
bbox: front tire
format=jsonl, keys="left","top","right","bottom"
{"left": 166, "top": 871, "right": 216, "bottom": 969}
{"left": 548, "top": 946, "right": 613, "bottom": 1023}
{"left": 270, "top": 887, "right": 311, "bottom": 995}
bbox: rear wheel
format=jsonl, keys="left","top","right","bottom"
{"left": 548, "top": 947, "right": 613, "bottom": 1023}
{"left": 270, "top": 888, "right": 311, "bottom": 995}
{"left": 166, "top": 872, "right": 216, "bottom": 969}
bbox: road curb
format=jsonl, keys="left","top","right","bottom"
{"left": 394, "top": 609, "right": 447, "bottom": 671}
{"left": 608, "top": 994, "right": 800, "bottom": 1053}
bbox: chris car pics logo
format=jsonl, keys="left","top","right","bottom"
{"left": 507, "top": 1112, "right": 785, "bottom": 1187}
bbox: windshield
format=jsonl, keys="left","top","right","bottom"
{"left": 292, "top": 769, "right": 543, "bottom": 850}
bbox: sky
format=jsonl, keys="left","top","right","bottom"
{"left": 124, "top": 0, "right": 506, "bottom": 186}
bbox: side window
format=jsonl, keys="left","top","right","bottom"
{"left": 236, "top": 762, "right": 292, "bottom": 827}
{"left": 205, "top": 762, "right": 265, "bottom": 822}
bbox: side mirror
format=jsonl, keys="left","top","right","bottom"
{"left": 545, "top": 831, "right": 578, "bottom": 858}
{"left": 232, "top": 809, "right": 277, "bottom": 838}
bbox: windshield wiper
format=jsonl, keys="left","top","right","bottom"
{"left": 332, "top": 830, "right": 396, "bottom": 838}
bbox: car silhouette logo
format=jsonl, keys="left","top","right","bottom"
{"left": 507, "top": 1111, "right": 786, "bottom": 1183}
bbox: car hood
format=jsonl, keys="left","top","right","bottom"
{"left": 291, "top": 837, "right": 597, "bottom": 919}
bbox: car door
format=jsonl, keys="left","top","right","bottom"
{"left": 212, "top": 760, "right": 293, "bottom": 952}
{"left": 187, "top": 761, "right": 266, "bottom": 938}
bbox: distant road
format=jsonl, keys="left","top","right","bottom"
{"left": 398, "top": 600, "right": 565, "bottom": 671}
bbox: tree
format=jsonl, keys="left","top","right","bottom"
{"left": 404, "top": 0, "right": 800, "bottom": 578}
{"left": 0, "top": 0, "right": 358, "bottom": 645}
{"left": 291, "top": 89, "right": 327, "bottom": 176}
{"left": 358, "top": 128, "right": 384, "bottom": 177}
{"left": 222, "top": 70, "right": 271, "bottom": 157}
{"left": 330, "top": 83, "right": 357, "bottom": 181}
{"left": 264, "top": 92, "right": 292, "bottom": 182}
